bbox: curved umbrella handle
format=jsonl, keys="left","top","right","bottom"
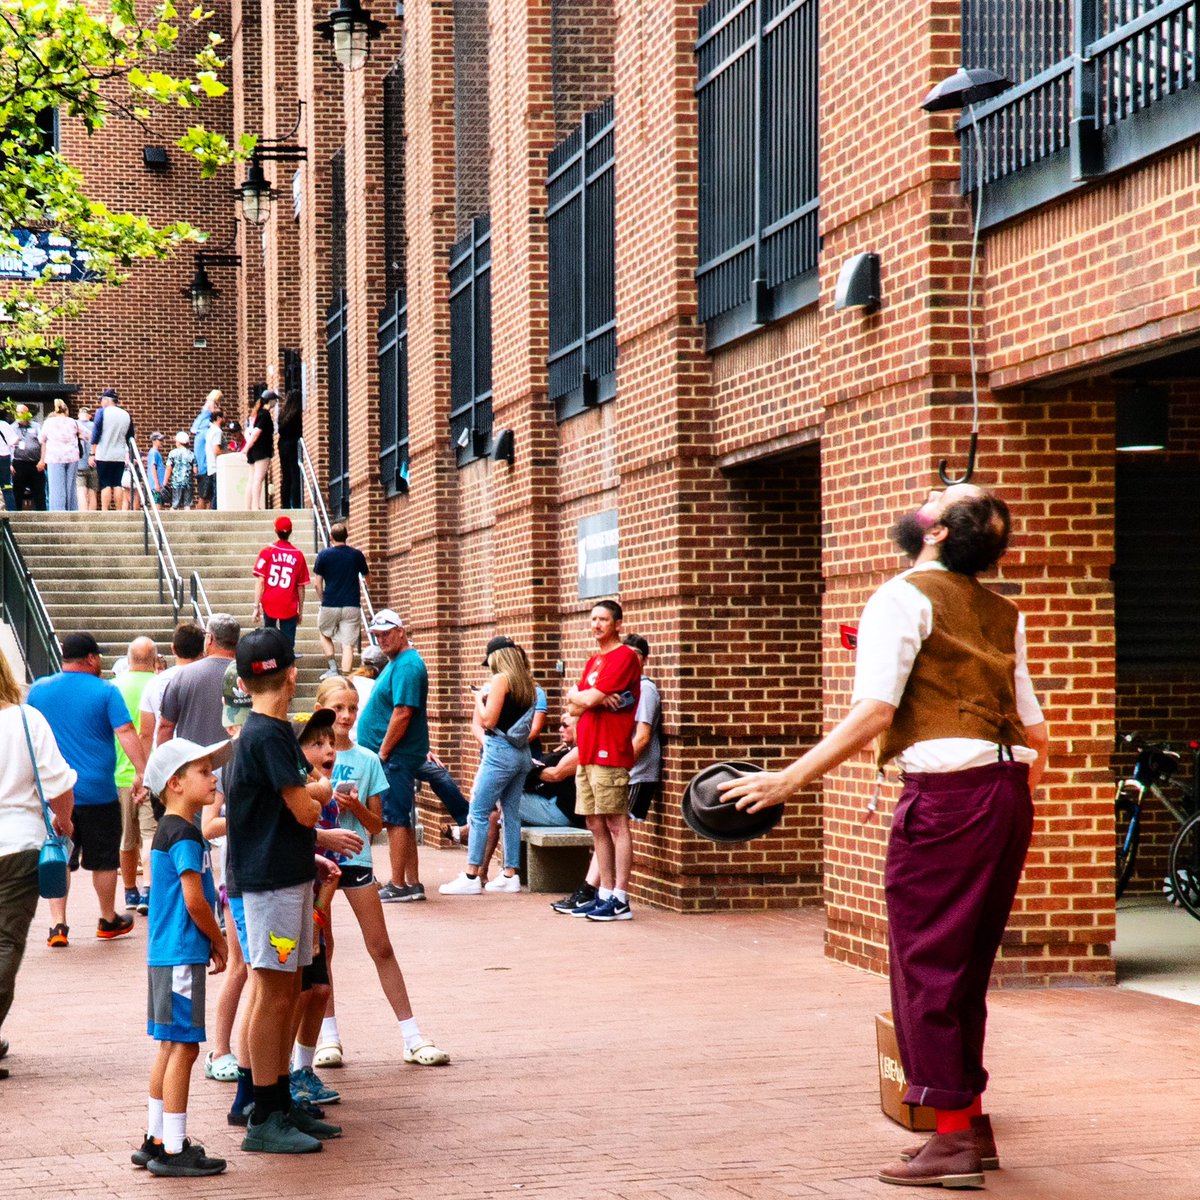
{"left": 938, "top": 432, "right": 978, "bottom": 486}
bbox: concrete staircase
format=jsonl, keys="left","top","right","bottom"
{"left": 7, "top": 508, "right": 335, "bottom": 701}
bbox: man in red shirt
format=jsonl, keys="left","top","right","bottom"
{"left": 564, "top": 599, "right": 641, "bottom": 922}
{"left": 252, "top": 516, "right": 311, "bottom": 649}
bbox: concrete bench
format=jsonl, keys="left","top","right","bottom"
{"left": 519, "top": 826, "right": 594, "bottom": 893}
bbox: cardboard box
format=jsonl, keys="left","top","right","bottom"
{"left": 876, "top": 1011, "right": 937, "bottom": 1131}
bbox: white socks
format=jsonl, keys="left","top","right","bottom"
{"left": 614, "top": 889, "right": 628, "bottom": 904}
{"left": 163, "top": 1111, "right": 187, "bottom": 1155}
{"left": 597, "top": 887, "right": 614, "bottom": 901}
{"left": 293, "top": 1042, "right": 316, "bottom": 1071}
{"left": 147, "top": 1097, "right": 164, "bottom": 1140}
{"left": 399, "top": 1017, "right": 423, "bottom": 1051}
{"left": 320, "top": 1016, "right": 340, "bottom": 1044}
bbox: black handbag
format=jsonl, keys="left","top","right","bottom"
{"left": 20, "top": 705, "right": 70, "bottom": 899}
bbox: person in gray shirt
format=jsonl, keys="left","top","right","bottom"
{"left": 624, "top": 634, "right": 661, "bottom": 821}
{"left": 157, "top": 613, "right": 240, "bottom": 748}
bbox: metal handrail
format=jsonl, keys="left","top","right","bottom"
{"left": 297, "top": 437, "right": 376, "bottom": 631}
{"left": 126, "top": 436, "right": 185, "bottom": 619}
{"left": 0, "top": 517, "right": 61, "bottom": 681}
{"left": 190, "top": 571, "right": 212, "bottom": 623}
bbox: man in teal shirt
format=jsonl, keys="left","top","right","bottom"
{"left": 114, "top": 637, "right": 159, "bottom": 913}
{"left": 357, "top": 609, "right": 469, "bottom": 902}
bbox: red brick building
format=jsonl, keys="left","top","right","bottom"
{"left": 46, "top": 0, "right": 1200, "bottom": 987}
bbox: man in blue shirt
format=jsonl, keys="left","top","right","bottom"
{"left": 28, "top": 631, "right": 149, "bottom": 945}
{"left": 313, "top": 522, "right": 369, "bottom": 678}
{"left": 357, "top": 609, "right": 469, "bottom": 902}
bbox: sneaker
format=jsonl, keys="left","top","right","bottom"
{"left": 401, "top": 881, "right": 426, "bottom": 902}
{"left": 241, "top": 1110, "right": 323, "bottom": 1154}
{"left": 313, "top": 1039, "right": 343, "bottom": 1069}
{"left": 47, "top": 923, "right": 69, "bottom": 948}
{"left": 290, "top": 1067, "right": 340, "bottom": 1105}
{"left": 131, "top": 1135, "right": 164, "bottom": 1168}
{"left": 137, "top": 889, "right": 150, "bottom": 915}
{"left": 484, "top": 873, "right": 521, "bottom": 893}
{"left": 287, "top": 1102, "right": 342, "bottom": 1140}
{"left": 377, "top": 882, "right": 410, "bottom": 902}
{"left": 438, "top": 872, "right": 482, "bottom": 895}
{"left": 124, "top": 887, "right": 141, "bottom": 911}
{"left": 96, "top": 913, "right": 135, "bottom": 939}
{"left": 147, "top": 1139, "right": 227, "bottom": 1177}
{"left": 205, "top": 1051, "right": 239, "bottom": 1082}
{"left": 586, "top": 895, "right": 633, "bottom": 922}
{"left": 227, "top": 1102, "right": 254, "bottom": 1127}
{"left": 552, "top": 884, "right": 597, "bottom": 914}
{"left": 568, "top": 896, "right": 602, "bottom": 917}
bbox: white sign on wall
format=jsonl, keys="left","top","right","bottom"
{"left": 577, "top": 510, "right": 619, "bottom": 599}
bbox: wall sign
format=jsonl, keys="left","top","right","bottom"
{"left": 0, "top": 231, "right": 93, "bottom": 282}
{"left": 577, "top": 509, "right": 619, "bottom": 599}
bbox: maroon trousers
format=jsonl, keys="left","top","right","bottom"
{"left": 885, "top": 760, "right": 1033, "bottom": 1111}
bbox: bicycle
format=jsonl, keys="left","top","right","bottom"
{"left": 1112, "top": 731, "right": 1195, "bottom": 899}
{"left": 1167, "top": 743, "right": 1200, "bottom": 919}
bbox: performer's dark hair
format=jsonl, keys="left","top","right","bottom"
{"left": 938, "top": 492, "right": 1011, "bottom": 576}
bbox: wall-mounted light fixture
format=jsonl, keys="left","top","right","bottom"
{"left": 1116, "top": 384, "right": 1169, "bottom": 452}
{"left": 234, "top": 103, "right": 307, "bottom": 227}
{"left": 143, "top": 146, "right": 170, "bottom": 172}
{"left": 316, "top": 0, "right": 386, "bottom": 73}
{"left": 492, "top": 428, "right": 515, "bottom": 465}
{"left": 180, "top": 224, "right": 242, "bottom": 319}
{"left": 834, "top": 252, "right": 881, "bottom": 312}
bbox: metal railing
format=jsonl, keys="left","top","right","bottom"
{"left": 297, "top": 437, "right": 376, "bottom": 633}
{"left": 126, "top": 436, "right": 211, "bottom": 625}
{"left": 0, "top": 517, "right": 61, "bottom": 681}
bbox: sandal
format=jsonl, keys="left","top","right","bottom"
{"left": 403, "top": 1039, "right": 450, "bottom": 1066}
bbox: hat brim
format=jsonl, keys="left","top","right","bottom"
{"left": 292, "top": 708, "right": 337, "bottom": 741}
{"left": 681, "top": 761, "right": 784, "bottom": 844}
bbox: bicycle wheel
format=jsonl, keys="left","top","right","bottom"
{"left": 1116, "top": 795, "right": 1140, "bottom": 898}
{"left": 1168, "top": 811, "right": 1200, "bottom": 920}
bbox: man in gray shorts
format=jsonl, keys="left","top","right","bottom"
{"left": 313, "top": 523, "right": 369, "bottom": 678}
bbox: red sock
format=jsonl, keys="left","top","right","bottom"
{"left": 967, "top": 1095, "right": 983, "bottom": 1119}
{"left": 936, "top": 1106, "right": 974, "bottom": 1134}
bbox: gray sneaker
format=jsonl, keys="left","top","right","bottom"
{"left": 288, "top": 1103, "right": 342, "bottom": 1140}
{"left": 377, "top": 882, "right": 410, "bottom": 903}
{"left": 398, "top": 882, "right": 426, "bottom": 902}
{"left": 241, "top": 1110, "right": 323, "bottom": 1154}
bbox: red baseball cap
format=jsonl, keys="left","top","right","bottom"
{"left": 274, "top": 516, "right": 293, "bottom": 535}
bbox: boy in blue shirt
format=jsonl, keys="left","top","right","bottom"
{"left": 132, "top": 738, "right": 231, "bottom": 1178}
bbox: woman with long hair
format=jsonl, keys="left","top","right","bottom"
{"left": 440, "top": 638, "right": 537, "bottom": 895}
{"left": 242, "top": 390, "right": 275, "bottom": 510}
{"left": 0, "top": 651, "right": 75, "bottom": 1078}
{"left": 276, "top": 389, "right": 303, "bottom": 509}
{"left": 38, "top": 399, "right": 82, "bottom": 511}
{"left": 308, "top": 676, "right": 449, "bottom": 1070}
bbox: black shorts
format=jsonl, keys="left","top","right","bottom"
{"left": 68, "top": 802, "right": 122, "bottom": 873}
{"left": 628, "top": 781, "right": 660, "bottom": 821}
{"left": 96, "top": 460, "right": 124, "bottom": 491}
{"left": 337, "top": 863, "right": 375, "bottom": 890}
{"left": 301, "top": 942, "right": 329, "bottom": 990}
{"left": 196, "top": 473, "right": 214, "bottom": 500}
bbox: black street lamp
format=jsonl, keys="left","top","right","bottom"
{"left": 316, "top": 0, "right": 386, "bottom": 72}
{"left": 181, "top": 258, "right": 219, "bottom": 319}
{"left": 235, "top": 158, "right": 277, "bottom": 227}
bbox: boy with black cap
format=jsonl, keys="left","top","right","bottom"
{"left": 133, "top": 737, "right": 230, "bottom": 1177}
{"left": 222, "top": 628, "right": 337, "bottom": 1153}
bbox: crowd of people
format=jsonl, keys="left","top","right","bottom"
{"left": 0, "top": 383, "right": 305, "bottom": 513}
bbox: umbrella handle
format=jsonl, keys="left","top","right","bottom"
{"left": 937, "top": 432, "right": 978, "bottom": 486}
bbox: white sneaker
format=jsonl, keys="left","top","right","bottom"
{"left": 484, "top": 873, "right": 521, "bottom": 893}
{"left": 438, "top": 872, "right": 482, "bottom": 895}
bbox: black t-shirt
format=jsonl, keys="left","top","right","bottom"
{"left": 246, "top": 409, "right": 275, "bottom": 463}
{"left": 525, "top": 746, "right": 586, "bottom": 828}
{"left": 314, "top": 544, "right": 369, "bottom": 608}
{"left": 224, "top": 711, "right": 315, "bottom": 893}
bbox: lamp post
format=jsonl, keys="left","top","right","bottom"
{"left": 316, "top": 0, "right": 386, "bottom": 72}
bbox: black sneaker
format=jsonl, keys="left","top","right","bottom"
{"left": 131, "top": 1135, "right": 164, "bottom": 1168}
{"left": 400, "top": 882, "right": 426, "bottom": 902}
{"left": 147, "top": 1139, "right": 227, "bottom": 1177}
{"left": 377, "top": 882, "right": 409, "bottom": 903}
{"left": 288, "top": 1103, "right": 342, "bottom": 1140}
{"left": 96, "top": 913, "right": 135, "bottom": 939}
{"left": 227, "top": 1101, "right": 254, "bottom": 1127}
{"left": 241, "top": 1110, "right": 323, "bottom": 1154}
{"left": 551, "top": 884, "right": 596, "bottom": 914}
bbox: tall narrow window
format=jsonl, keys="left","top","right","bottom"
{"left": 448, "top": 215, "right": 492, "bottom": 466}
{"left": 695, "top": 0, "right": 819, "bottom": 347}
{"left": 547, "top": 97, "right": 615, "bottom": 422}
{"left": 326, "top": 150, "right": 349, "bottom": 518}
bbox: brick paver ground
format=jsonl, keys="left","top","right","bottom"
{"left": 4, "top": 845, "right": 1199, "bottom": 1199}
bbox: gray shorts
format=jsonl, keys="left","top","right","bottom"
{"left": 147, "top": 963, "right": 207, "bottom": 1043}
{"left": 317, "top": 605, "right": 362, "bottom": 647}
{"left": 242, "top": 882, "right": 314, "bottom": 973}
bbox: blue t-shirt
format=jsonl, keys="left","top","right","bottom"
{"left": 146, "top": 447, "right": 166, "bottom": 491}
{"left": 330, "top": 744, "right": 389, "bottom": 869}
{"left": 356, "top": 648, "right": 429, "bottom": 764}
{"left": 27, "top": 671, "right": 131, "bottom": 806}
{"left": 148, "top": 814, "right": 217, "bottom": 967}
{"left": 190, "top": 409, "right": 212, "bottom": 474}
{"left": 314, "top": 544, "right": 369, "bottom": 609}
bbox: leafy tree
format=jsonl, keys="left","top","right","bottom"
{"left": 0, "top": 0, "right": 252, "bottom": 368}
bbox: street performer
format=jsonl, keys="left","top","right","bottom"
{"left": 719, "top": 483, "right": 1048, "bottom": 1190}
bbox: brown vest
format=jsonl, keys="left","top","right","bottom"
{"left": 878, "top": 569, "right": 1028, "bottom": 766}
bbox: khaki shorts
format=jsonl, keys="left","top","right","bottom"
{"left": 317, "top": 605, "right": 362, "bottom": 648}
{"left": 575, "top": 764, "right": 631, "bottom": 817}
{"left": 119, "top": 785, "right": 158, "bottom": 853}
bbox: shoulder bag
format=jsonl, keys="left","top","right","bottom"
{"left": 19, "top": 705, "right": 70, "bottom": 898}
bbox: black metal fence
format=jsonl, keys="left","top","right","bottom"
{"left": 0, "top": 519, "right": 60, "bottom": 682}
{"left": 383, "top": 61, "right": 406, "bottom": 299}
{"left": 960, "top": 0, "right": 1200, "bottom": 197}
{"left": 547, "top": 97, "right": 616, "bottom": 422}
{"left": 326, "top": 292, "right": 349, "bottom": 518}
{"left": 695, "top": 0, "right": 819, "bottom": 342}
{"left": 449, "top": 215, "right": 492, "bottom": 466}
{"left": 377, "top": 289, "right": 409, "bottom": 495}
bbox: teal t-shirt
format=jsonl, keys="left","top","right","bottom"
{"left": 330, "top": 744, "right": 389, "bottom": 870}
{"left": 356, "top": 647, "right": 429, "bottom": 764}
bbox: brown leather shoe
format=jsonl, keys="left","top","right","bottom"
{"left": 878, "top": 1129, "right": 985, "bottom": 1188}
{"left": 900, "top": 1115, "right": 999, "bottom": 1170}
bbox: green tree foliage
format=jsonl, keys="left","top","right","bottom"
{"left": 0, "top": 0, "right": 253, "bottom": 367}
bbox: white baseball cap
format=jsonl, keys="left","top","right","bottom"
{"left": 145, "top": 738, "right": 232, "bottom": 799}
{"left": 367, "top": 608, "right": 404, "bottom": 633}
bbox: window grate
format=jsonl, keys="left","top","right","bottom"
{"left": 325, "top": 292, "right": 349, "bottom": 518}
{"left": 377, "top": 289, "right": 409, "bottom": 496}
{"left": 547, "top": 96, "right": 616, "bottom": 421}
{"left": 448, "top": 214, "right": 492, "bottom": 467}
{"left": 382, "top": 62, "right": 406, "bottom": 298}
